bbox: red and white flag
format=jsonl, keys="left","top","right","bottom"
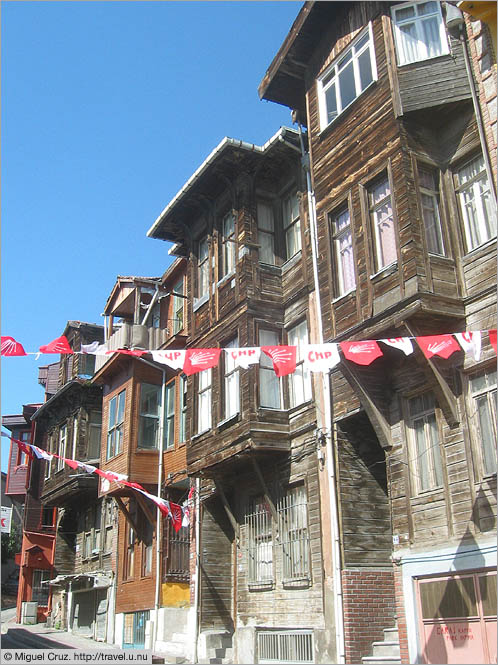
{"left": 169, "top": 502, "right": 183, "bottom": 532}
{"left": 182, "top": 503, "right": 190, "bottom": 528}
{"left": 262, "top": 346, "right": 297, "bottom": 377}
{"left": 1, "top": 336, "right": 27, "bottom": 357}
{"left": 151, "top": 350, "right": 186, "bottom": 369}
{"left": 380, "top": 337, "right": 413, "bottom": 356}
{"left": 81, "top": 342, "right": 108, "bottom": 355}
{"left": 64, "top": 458, "right": 79, "bottom": 470}
{"left": 109, "top": 348, "right": 148, "bottom": 357}
{"left": 454, "top": 332, "right": 482, "bottom": 361}
{"left": 489, "top": 329, "right": 497, "bottom": 354}
{"left": 77, "top": 462, "right": 98, "bottom": 474}
{"left": 39, "top": 335, "right": 73, "bottom": 354}
{"left": 136, "top": 488, "right": 172, "bottom": 519}
{"left": 31, "top": 445, "right": 54, "bottom": 462}
{"left": 303, "top": 344, "right": 340, "bottom": 372}
{"left": 225, "top": 347, "right": 261, "bottom": 369}
{"left": 183, "top": 348, "right": 221, "bottom": 376}
{"left": 14, "top": 437, "right": 35, "bottom": 461}
{"left": 340, "top": 340, "right": 383, "bottom": 366}
{"left": 416, "top": 334, "right": 460, "bottom": 360}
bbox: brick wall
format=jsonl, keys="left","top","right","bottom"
{"left": 342, "top": 568, "right": 396, "bottom": 664}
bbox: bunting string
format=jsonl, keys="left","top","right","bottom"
{"left": 1, "top": 433, "right": 188, "bottom": 532}
{"left": 1, "top": 329, "right": 496, "bottom": 374}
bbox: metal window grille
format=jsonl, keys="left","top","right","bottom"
{"left": 163, "top": 520, "right": 190, "bottom": 581}
{"left": 278, "top": 486, "right": 310, "bottom": 582}
{"left": 258, "top": 630, "right": 314, "bottom": 664}
{"left": 123, "top": 610, "right": 150, "bottom": 648}
{"left": 32, "top": 570, "right": 50, "bottom": 606}
{"left": 246, "top": 498, "right": 273, "bottom": 585}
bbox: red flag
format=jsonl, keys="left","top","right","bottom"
{"left": 120, "top": 480, "right": 146, "bottom": 491}
{"left": 110, "top": 348, "right": 148, "bottom": 357}
{"left": 261, "top": 346, "right": 297, "bottom": 377}
{"left": 340, "top": 340, "right": 383, "bottom": 366}
{"left": 39, "top": 335, "right": 73, "bottom": 354}
{"left": 15, "top": 438, "right": 35, "bottom": 461}
{"left": 169, "top": 502, "right": 183, "bottom": 532}
{"left": 489, "top": 330, "right": 497, "bottom": 353}
{"left": 416, "top": 334, "right": 460, "bottom": 360}
{"left": 183, "top": 348, "right": 221, "bottom": 376}
{"left": 1, "top": 336, "right": 27, "bottom": 357}
{"left": 64, "top": 458, "right": 79, "bottom": 470}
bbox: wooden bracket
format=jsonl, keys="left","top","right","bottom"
{"left": 250, "top": 458, "right": 279, "bottom": 525}
{"left": 403, "top": 321, "right": 459, "bottom": 427}
{"left": 135, "top": 492, "right": 157, "bottom": 527}
{"left": 213, "top": 478, "right": 240, "bottom": 540}
{"left": 115, "top": 496, "right": 141, "bottom": 536}
{"left": 340, "top": 361, "right": 393, "bottom": 450}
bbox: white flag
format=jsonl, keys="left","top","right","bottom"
{"left": 81, "top": 341, "right": 108, "bottom": 355}
{"left": 224, "top": 347, "right": 261, "bottom": 369}
{"left": 381, "top": 337, "right": 414, "bottom": 356}
{"left": 151, "top": 350, "right": 186, "bottom": 369}
{"left": 455, "top": 332, "right": 482, "bottom": 361}
{"left": 303, "top": 344, "right": 340, "bottom": 372}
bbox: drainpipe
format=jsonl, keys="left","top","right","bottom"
{"left": 295, "top": 120, "right": 345, "bottom": 663}
{"left": 137, "top": 357, "right": 166, "bottom": 652}
{"left": 193, "top": 477, "right": 201, "bottom": 664}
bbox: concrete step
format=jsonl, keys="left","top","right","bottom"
{"left": 372, "top": 641, "right": 401, "bottom": 658}
{"left": 362, "top": 657, "right": 401, "bottom": 665}
{"left": 383, "top": 627, "right": 399, "bottom": 642}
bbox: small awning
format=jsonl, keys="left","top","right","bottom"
{"left": 44, "top": 572, "right": 112, "bottom": 589}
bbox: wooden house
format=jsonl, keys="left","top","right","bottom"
{"left": 259, "top": 2, "right": 496, "bottom": 663}
{"left": 148, "top": 127, "right": 337, "bottom": 664}
{"left": 92, "top": 260, "right": 191, "bottom": 654}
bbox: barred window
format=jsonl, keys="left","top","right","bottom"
{"left": 278, "top": 485, "right": 310, "bottom": 582}
{"left": 32, "top": 569, "right": 50, "bottom": 606}
{"left": 246, "top": 497, "right": 274, "bottom": 587}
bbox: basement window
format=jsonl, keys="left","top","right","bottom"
{"left": 257, "top": 630, "right": 314, "bottom": 664}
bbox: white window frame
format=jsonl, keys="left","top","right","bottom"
{"left": 331, "top": 206, "right": 356, "bottom": 296}
{"left": 179, "top": 374, "right": 187, "bottom": 443}
{"left": 407, "top": 393, "right": 444, "bottom": 493}
{"left": 317, "top": 23, "right": 377, "bottom": 131}
{"left": 259, "top": 329, "right": 282, "bottom": 410}
{"left": 456, "top": 154, "right": 497, "bottom": 252}
{"left": 197, "top": 369, "right": 212, "bottom": 434}
{"left": 221, "top": 212, "right": 236, "bottom": 279}
{"left": 282, "top": 191, "right": 301, "bottom": 261}
{"left": 257, "top": 202, "right": 276, "bottom": 265}
{"left": 45, "top": 433, "right": 53, "bottom": 479}
{"left": 368, "top": 174, "right": 397, "bottom": 272}
{"left": 138, "top": 383, "right": 160, "bottom": 450}
{"left": 164, "top": 381, "right": 175, "bottom": 450}
{"left": 223, "top": 337, "right": 240, "bottom": 421}
{"left": 196, "top": 236, "right": 209, "bottom": 303}
{"left": 418, "top": 164, "right": 445, "bottom": 255}
{"left": 107, "top": 389, "right": 125, "bottom": 460}
{"left": 468, "top": 368, "right": 497, "bottom": 477}
{"left": 391, "top": 1, "right": 449, "bottom": 67}
{"left": 172, "top": 278, "right": 184, "bottom": 335}
{"left": 57, "top": 425, "right": 67, "bottom": 471}
{"left": 288, "top": 321, "right": 312, "bottom": 408}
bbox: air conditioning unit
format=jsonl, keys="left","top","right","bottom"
{"left": 21, "top": 602, "right": 38, "bottom": 625}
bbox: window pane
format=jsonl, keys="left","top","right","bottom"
{"left": 358, "top": 48, "right": 373, "bottom": 90}
{"left": 414, "top": 419, "right": 430, "bottom": 491}
{"left": 108, "top": 397, "right": 116, "bottom": 428}
{"left": 117, "top": 391, "right": 125, "bottom": 424}
{"left": 399, "top": 22, "right": 419, "bottom": 64}
{"left": 325, "top": 82, "right": 338, "bottom": 123}
{"left": 422, "top": 17, "right": 443, "bottom": 58}
{"left": 476, "top": 393, "right": 497, "bottom": 474}
{"left": 259, "top": 330, "right": 281, "bottom": 409}
{"left": 428, "top": 414, "right": 443, "bottom": 487}
{"left": 338, "top": 61, "right": 356, "bottom": 109}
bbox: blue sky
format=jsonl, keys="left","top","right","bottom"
{"left": 1, "top": 0, "right": 301, "bottom": 470}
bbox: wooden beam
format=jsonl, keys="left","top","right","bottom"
{"left": 339, "top": 361, "right": 393, "bottom": 450}
{"left": 135, "top": 492, "right": 157, "bottom": 527}
{"left": 115, "top": 496, "right": 141, "bottom": 535}
{"left": 250, "top": 458, "right": 279, "bottom": 525}
{"left": 213, "top": 478, "right": 240, "bottom": 540}
{"left": 403, "top": 322, "right": 459, "bottom": 427}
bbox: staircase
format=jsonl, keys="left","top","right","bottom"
{"left": 362, "top": 624, "right": 401, "bottom": 665}
{"left": 198, "top": 630, "right": 233, "bottom": 665}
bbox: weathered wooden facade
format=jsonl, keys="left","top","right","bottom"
{"left": 93, "top": 260, "right": 191, "bottom": 654}
{"left": 148, "top": 127, "right": 337, "bottom": 664}
{"left": 260, "top": 2, "right": 497, "bottom": 663}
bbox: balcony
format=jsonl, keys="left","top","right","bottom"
{"left": 95, "top": 323, "right": 168, "bottom": 372}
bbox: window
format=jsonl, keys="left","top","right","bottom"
{"left": 257, "top": 202, "right": 276, "bottom": 265}
{"left": 44, "top": 435, "right": 52, "bottom": 480}
{"left": 87, "top": 411, "right": 102, "bottom": 460}
{"left": 83, "top": 505, "right": 101, "bottom": 558}
{"left": 172, "top": 278, "right": 184, "bottom": 335}
{"left": 138, "top": 383, "right": 161, "bottom": 449}
{"left": 418, "top": 166, "right": 445, "bottom": 255}
{"left": 150, "top": 302, "right": 161, "bottom": 328}
{"left": 279, "top": 485, "right": 310, "bottom": 582}
{"left": 259, "top": 329, "right": 282, "bottom": 409}
{"left": 107, "top": 390, "right": 125, "bottom": 460}
{"left": 456, "top": 154, "right": 496, "bottom": 252}
{"left": 142, "top": 518, "right": 154, "bottom": 577}
{"left": 179, "top": 375, "right": 187, "bottom": 443}
{"left": 282, "top": 192, "right": 301, "bottom": 260}
{"left": 104, "top": 500, "right": 114, "bottom": 553}
{"left": 246, "top": 497, "right": 273, "bottom": 586}
{"left": 41, "top": 507, "right": 55, "bottom": 529}
{"left": 288, "top": 322, "right": 312, "bottom": 408}
{"left": 165, "top": 382, "right": 175, "bottom": 449}
{"left": 31, "top": 570, "right": 50, "bottom": 606}
{"left": 408, "top": 393, "right": 443, "bottom": 492}
{"left": 318, "top": 25, "right": 376, "bottom": 130}
{"left": 221, "top": 212, "right": 236, "bottom": 278}
{"left": 258, "top": 630, "right": 314, "bottom": 664}
{"left": 124, "top": 500, "right": 136, "bottom": 580}
{"left": 57, "top": 425, "right": 67, "bottom": 471}
{"left": 78, "top": 353, "right": 96, "bottom": 378}
{"left": 224, "top": 337, "right": 240, "bottom": 420}
{"left": 197, "top": 236, "right": 209, "bottom": 301}
{"left": 163, "top": 518, "right": 190, "bottom": 581}
{"left": 331, "top": 206, "right": 356, "bottom": 295}
{"left": 197, "top": 369, "right": 212, "bottom": 434}
{"left": 468, "top": 369, "right": 497, "bottom": 476}
{"left": 392, "top": 1, "right": 449, "bottom": 66}
{"left": 369, "top": 175, "right": 397, "bottom": 271}
{"left": 16, "top": 430, "right": 30, "bottom": 466}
